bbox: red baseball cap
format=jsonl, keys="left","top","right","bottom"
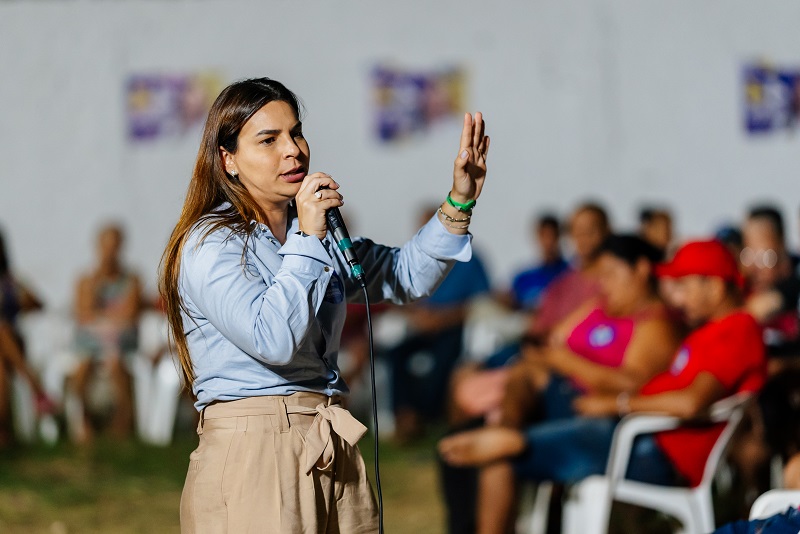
{"left": 656, "top": 240, "right": 745, "bottom": 288}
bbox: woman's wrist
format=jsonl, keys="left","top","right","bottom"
{"left": 447, "top": 191, "right": 476, "bottom": 212}
{"left": 437, "top": 200, "right": 471, "bottom": 234}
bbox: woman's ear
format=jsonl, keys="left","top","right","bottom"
{"left": 220, "top": 147, "right": 236, "bottom": 175}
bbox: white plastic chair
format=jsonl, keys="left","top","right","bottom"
{"left": 12, "top": 311, "right": 77, "bottom": 443}
{"left": 749, "top": 489, "right": 800, "bottom": 520}
{"left": 561, "top": 392, "right": 752, "bottom": 534}
{"left": 130, "top": 310, "right": 183, "bottom": 446}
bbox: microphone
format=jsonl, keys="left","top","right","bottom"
{"left": 326, "top": 207, "right": 366, "bottom": 288}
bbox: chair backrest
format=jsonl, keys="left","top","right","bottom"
{"left": 749, "top": 489, "right": 800, "bottom": 520}
{"left": 698, "top": 392, "right": 752, "bottom": 489}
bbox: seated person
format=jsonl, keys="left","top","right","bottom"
{"left": 639, "top": 206, "right": 674, "bottom": 257}
{"left": 386, "top": 205, "right": 491, "bottom": 442}
{"left": 712, "top": 452, "right": 800, "bottom": 534}
{"left": 504, "top": 213, "right": 570, "bottom": 311}
{"left": 527, "top": 202, "right": 610, "bottom": 341}
{"left": 0, "top": 229, "right": 51, "bottom": 446}
{"left": 449, "top": 203, "right": 611, "bottom": 425}
{"left": 439, "top": 240, "right": 767, "bottom": 534}
{"left": 457, "top": 234, "right": 676, "bottom": 425}
{"left": 741, "top": 205, "right": 800, "bottom": 363}
{"left": 71, "top": 223, "right": 142, "bottom": 440}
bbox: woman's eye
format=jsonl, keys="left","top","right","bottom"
{"left": 293, "top": 131, "right": 304, "bottom": 139}
{"left": 261, "top": 137, "right": 276, "bottom": 146}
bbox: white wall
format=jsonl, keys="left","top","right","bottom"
{"left": 1, "top": 0, "right": 799, "bottom": 308}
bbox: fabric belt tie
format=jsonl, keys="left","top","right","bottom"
{"left": 286, "top": 402, "right": 368, "bottom": 474}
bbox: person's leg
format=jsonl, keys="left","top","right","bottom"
{"left": 477, "top": 462, "right": 517, "bottom": 534}
{"left": 624, "top": 434, "right": 683, "bottom": 485}
{"left": 70, "top": 358, "right": 95, "bottom": 442}
{"left": 0, "top": 360, "right": 11, "bottom": 446}
{"left": 389, "top": 335, "right": 429, "bottom": 442}
{"left": 0, "top": 322, "right": 46, "bottom": 398}
{"left": 513, "top": 417, "right": 617, "bottom": 482}
{"left": 439, "top": 426, "right": 527, "bottom": 466}
{"left": 416, "top": 326, "right": 464, "bottom": 421}
{"left": 107, "top": 352, "right": 133, "bottom": 438}
{"left": 498, "top": 358, "right": 549, "bottom": 427}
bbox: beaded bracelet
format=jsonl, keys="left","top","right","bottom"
{"left": 441, "top": 219, "right": 470, "bottom": 230}
{"left": 437, "top": 208, "right": 470, "bottom": 230}
{"left": 438, "top": 205, "right": 471, "bottom": 223}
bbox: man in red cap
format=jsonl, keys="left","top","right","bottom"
{"left": 438, "top": 240, "right": 766, "bottom": 533}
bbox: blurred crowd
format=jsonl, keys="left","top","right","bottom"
{"left": 362, "top": 201, "right": 800, "bottom": 532}
{"left": 0, "top": 223, "right": 187, "bottom": 447}
{"left": 1, "top": 200, "right": 800, "bottom": 530}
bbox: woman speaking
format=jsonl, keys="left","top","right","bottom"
{"left": 159, "top": 78, "right": 489, "bottom": 533}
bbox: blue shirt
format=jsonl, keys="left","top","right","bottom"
{"left": 510, "top": 258, "right": 571, "bottom": 310}
{"left": 424, "top": 251, "right": 490, "bottom": 307}
{"left": 180, "top": 208, "right": 472, "bottom": 410}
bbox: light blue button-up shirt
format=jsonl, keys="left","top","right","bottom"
{"left": 180, "top": 206, "right": 472, "bottom": 410}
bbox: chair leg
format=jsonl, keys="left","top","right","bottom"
{"left": 563, "top": 477, "right": 611, "bottom": 534}
{"left": 525, "top": 481, "right": 552, "bottom": 534}
{"left": 693, "top": 492, "right": 716, "bottom": 534}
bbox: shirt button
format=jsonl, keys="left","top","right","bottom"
{"left": 324, "top": 267, "right": 330, "bottom": 272}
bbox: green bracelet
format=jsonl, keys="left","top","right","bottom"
{"left": 446, "top": 194, "right": 476, "bottom": 212}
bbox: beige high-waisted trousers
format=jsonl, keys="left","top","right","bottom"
{"left": 180, "top": 392, "right": 379, "bottom": 533}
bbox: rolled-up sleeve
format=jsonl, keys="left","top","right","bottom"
{"left": 347, "top": 214, "right": 472, "bottom": 304}
{"left": 181, "top": 228, "right": 334, "bottom": 365}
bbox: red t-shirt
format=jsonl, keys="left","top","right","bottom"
{"left": 640, "top": 311, "right": 766, "bottom": 487}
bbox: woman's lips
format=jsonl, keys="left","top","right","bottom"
{"left": 281, "top": 169, "right": 307, "bottom": 183}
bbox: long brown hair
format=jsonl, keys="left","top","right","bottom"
{"left": 159, "top": 78, "right": 303, "bottom": 385}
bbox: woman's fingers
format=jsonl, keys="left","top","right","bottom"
{"left": 472, "top": 111, "right": 484, "bottom": 151}
{"left": 458, "top": 112, "right": 473, "bottom": 153}
{"left": 299, "top": 173, "right": 339, "bottom": 196}
{"left": 313, "top": 188, "right": 344, "bottom": 204}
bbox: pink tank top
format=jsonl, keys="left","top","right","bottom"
{"left": 566, "top": 308, "right": 636, "bottom": 369}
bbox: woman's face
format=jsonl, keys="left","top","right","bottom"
{"left": 597, "top": 253, "right": 651, "bottom": 315}
{"left": 222, "top": 100, "right": 310, "bottom": 208}
{"left": 569, "top": 210, "right": 606, "bottom": 264}
{"left": 97, "top": 227, "right": 122, "bottom": 266}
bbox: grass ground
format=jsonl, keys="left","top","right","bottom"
{"left": 0, "top": 430, "right": 748, "bottom": 533}
{"left": 0, "top": 433, "right": 445, "bottom": 534}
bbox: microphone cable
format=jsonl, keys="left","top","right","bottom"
{"left": 361, "top": 284, "right": 385, "bottom": 534}
{"left": 326, "top": 205, "right": 384, "bottom": 533}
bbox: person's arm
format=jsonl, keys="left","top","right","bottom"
{"left": 15, "top": 281, "right": 43, "bottom": 312}
{"left": 75, "top": 275, "right": 96, "bottom": 324}
{"left": 544, "top": 318, "right": 679, "bottom": 395}
{"left": 102, "top": 274, "right": 142, "bottom": 325}
{"left": 181, "top": 226, "right": 336, "bottom": 366}
{"left": 547, "top": 300, "right": 596, "bottom": 347}
{"left": 574, "top": 372, "right": 726, "bottom": 420}
{"left": 405, "top": 303, "right": 469, "bottom": 334}
{"left": 345, "top": 112, "right": 489, "bottom": 304}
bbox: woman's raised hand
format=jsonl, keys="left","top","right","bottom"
{"left": 296, "top": 173, "right": 343, "bottom": 240}
{"left": 451, "top": 112, "right": 489, "bottom": 204}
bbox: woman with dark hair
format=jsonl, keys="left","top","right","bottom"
{"left": 440, "top": 234, "right": 679, "bottom": 534}
{"left": 159, "top": 78, "right": 488, "bottom": 532}
{"left": 0, "top": 229, "right": 50, "bottom": 446}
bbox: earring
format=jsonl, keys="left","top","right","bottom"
{"left": 229, "top": 170, "right": 238, "bottom": 179}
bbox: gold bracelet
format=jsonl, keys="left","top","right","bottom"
{"left": 441, "top": 217, "right": 470, "bottom": 230}
{"left": 438, "top": 205, "right": 471, "bottom": 223}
